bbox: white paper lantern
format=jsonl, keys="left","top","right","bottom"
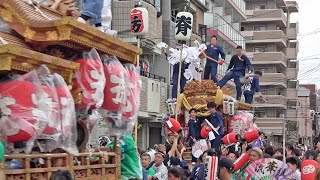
{"left": 175, "top": 12, "right": 193, "bottom": 41}
{"left": 228, "top": 100, "right": 235, "bottom": 116}
{"left": 130, "top": 6, "right": 149, "bottom": 35}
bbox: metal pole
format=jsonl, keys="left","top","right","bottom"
{"left": 134, "top": 36, "right": 141, "bottom": 146}
{"left": 175, "top": 44, "right": 184, "bottom": 120}
{"left": 283, "top": 113, "right": 286, "bottom": 163}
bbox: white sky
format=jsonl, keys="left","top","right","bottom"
{"left": 291, "top": 0, "right": 320, "bottom": 87}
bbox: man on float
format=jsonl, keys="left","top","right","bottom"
{"left": 242, "top": 70, "right": 263, "bottom": 104}
{"left": 172, "top": 41, "right": 189, "bottom": 99}
{"left": 204, "top": 35, "right": 226, "bottom": 83}
{"left": 217, "top": 45, "right": 253, "bottom": 100}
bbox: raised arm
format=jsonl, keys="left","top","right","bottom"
{"left": 168, "top": 133, "right": 179, "bottom": 157}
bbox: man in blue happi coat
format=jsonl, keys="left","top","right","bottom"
{"left": 204, "top": 35, "right": 226, "bottom": 83}
{"left": 242, "top": 70, "right": 263, "bottom": 104}
{"left": 172, "top": 62, "right": 189, "bottom": 99}
{"left": 217, "top": 45, "right": 253, "bottom": 100}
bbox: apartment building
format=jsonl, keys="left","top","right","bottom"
{"left": 297, "top": 86, "right": 313, "bottom": 146}
{"left": 241, "top": 0, "right": 299, "bottom": 145}
{"left": 204, "top": 0, "right": 246, "bottom": 79}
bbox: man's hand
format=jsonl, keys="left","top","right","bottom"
{"left": 193, "top": 138, "right": 196, "bottom": 143}
{"left": 242, "top": 142, "right": 248, "bottom": 153}
{"left": 218, "top": 61, "right": 224, "bottom": 65}
{"left": 174, "top": 132, "right": 179, "bottom": 139}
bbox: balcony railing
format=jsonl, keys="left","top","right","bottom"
{"left": 247, "top": 52, "right": 287, "bottom": 67}
{"left": 260, "top": 73, "right": 287, "bottom": 88}
{"left": 287, "top": 23, "right": 299, "bottom": 40}
{"left": 230, "top": 0, "right": 246, "bottom": 15}
{"left": 286, "top": 68, "right": 298, "bottom": 79}
{"left": 245, "top": 9, "right": 287, "bottom": 27}
{"left": 241, "top": 30, "right": 287, "bottom": 47}
{"left": 204, "top": 12, "right": 245, "bottom": 47}
{"left": 253, "top": 95, "right": 287, "bottom": 108}
{"left": 286, "top": 48, "right": 298, "bottom": 60}
{"left": 287, "top": 88, "right": 297, "bottom": 100}
{"left": 140, "top": 70, "right": 166, "bottom": 83}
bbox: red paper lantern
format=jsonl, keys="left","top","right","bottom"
{"left": 234, "top": 153, "right": 250, "bottom": 171}
{"left": 301, "top": 160, "right": 318, "bottom": 180}
{"left": 101, "top": 59, "right": 127, "bottom": 116}
{"left": 0, "top": 81, "right": 38, "bottom": 143}
{"left": 55, "top": 85, "right": 73, "bottom": 135}
{"left": 201, "top": 125, "right": 211, "bottom": 139}
{"left": 222, "top": 132, "right": 240, "bottom": 145}
{"left": 41, "top": 85, "right": 60, "bottom": 136}
{"left": 165, "top": 118, "right": 181, "bottom": 133}
{"left": 73, "top": 58, "right": 105, "bottom": 110}
{"left": 244, "top": 129, "right": 259, "bottom": 143}
{"left": 122, "top": 64, "right": 141, "bottom": 121}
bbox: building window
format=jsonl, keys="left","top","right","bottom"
{"left": 199, "top": 24, "right": 207, "bottom": 43}
{"left": 254, "top": 5, "right": 266, "bottom": 10}
{"left": 254, "top": 25, "right": 267, "bottom": 31}
{"left": 254, "top": 47, "right": 266, "bottom": 52}
{"left": 241, "top": 26, "right": 245, "bottom": 31}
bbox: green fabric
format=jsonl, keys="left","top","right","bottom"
{"left": 232, "top": 162, "right": 249, "bottom": 180}
{"left": 108, "top": 136, "right": 142, "bottom": 180}
{"left": 147, "top": 168, "right": 155, "bottom": 176}
{"left": 0, "top": 142, "right": 4, "bottom": 162}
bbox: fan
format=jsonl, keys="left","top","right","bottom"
{"left": 244, "top": 158, "right": 296, "bottom": 180}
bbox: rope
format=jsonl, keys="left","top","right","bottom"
{"left": 23, "top": 0, "right": 52, "bottom": 20}
{"left": 0, "top": 36, "right": 8, "bottom": 45}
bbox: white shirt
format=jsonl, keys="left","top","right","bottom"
{"left": 294, "top": 169, "right": 301, "bottom": 180}
{"left": 152, "top": 163, "right": 168, "bottom": 180}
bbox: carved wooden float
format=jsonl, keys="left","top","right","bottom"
{"left": 180, "top": 80, "right": 252, "bottom": 116}
{"left": 0, "top": 0, "right": 142, "bottom": 65}
{"left": 2, "top": 150, "right": 121, "bottom": 180}
{"left": 0, "top": 43, "right": 79, "bottom": 85}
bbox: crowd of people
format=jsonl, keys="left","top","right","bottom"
{"left": 137, "top": 101, "right": 320, "bottom": 180}
{"left": 139, "top": 129, "right": 320, "bottom": 179}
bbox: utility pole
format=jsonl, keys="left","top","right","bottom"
{"left": 283, "top": 112, "right": 286, "bottom": 164}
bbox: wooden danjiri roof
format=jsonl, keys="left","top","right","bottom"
{"left": 0, "top": 0, "right": 141, "bottom": 65}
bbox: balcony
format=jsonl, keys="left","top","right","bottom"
{"left": 205, "top": 12, "right": 245, "bottom": 48}
{"left": 255, "top": 118, "right": 283, "bottom": 135}
{"left": 287, "top": 23, "right": 299, "bottom": 40}
{"left": 244, "top": 9, "right": 287, "bottom": 27}
{"left": 286, "top": 88, "right": 297, "bottom": 101}
{"left": 139, "top": 76, "right": 168, "bottom": 117}
{"left": 286, "top": 68, "right": 298, "bottom": 79}
{"left": 112, "top": 1, "right": 162, "bottom": 50}
{"left": 247, "top": 52, "right": 287, "bottom": 67}
{"left": 253, "top": 95, "right": 287, "bottom": 108}
{"left": 284, "top": 1, "right": 299, "bottom": 13}
{"left": 286, "top": 48, "right": 298, "bottom": 60}
{"left": 260, "top": 73, "right": 287, "bottom": 88}
{"left": 241, "top": 30, "right": 287, "bottom": 47}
